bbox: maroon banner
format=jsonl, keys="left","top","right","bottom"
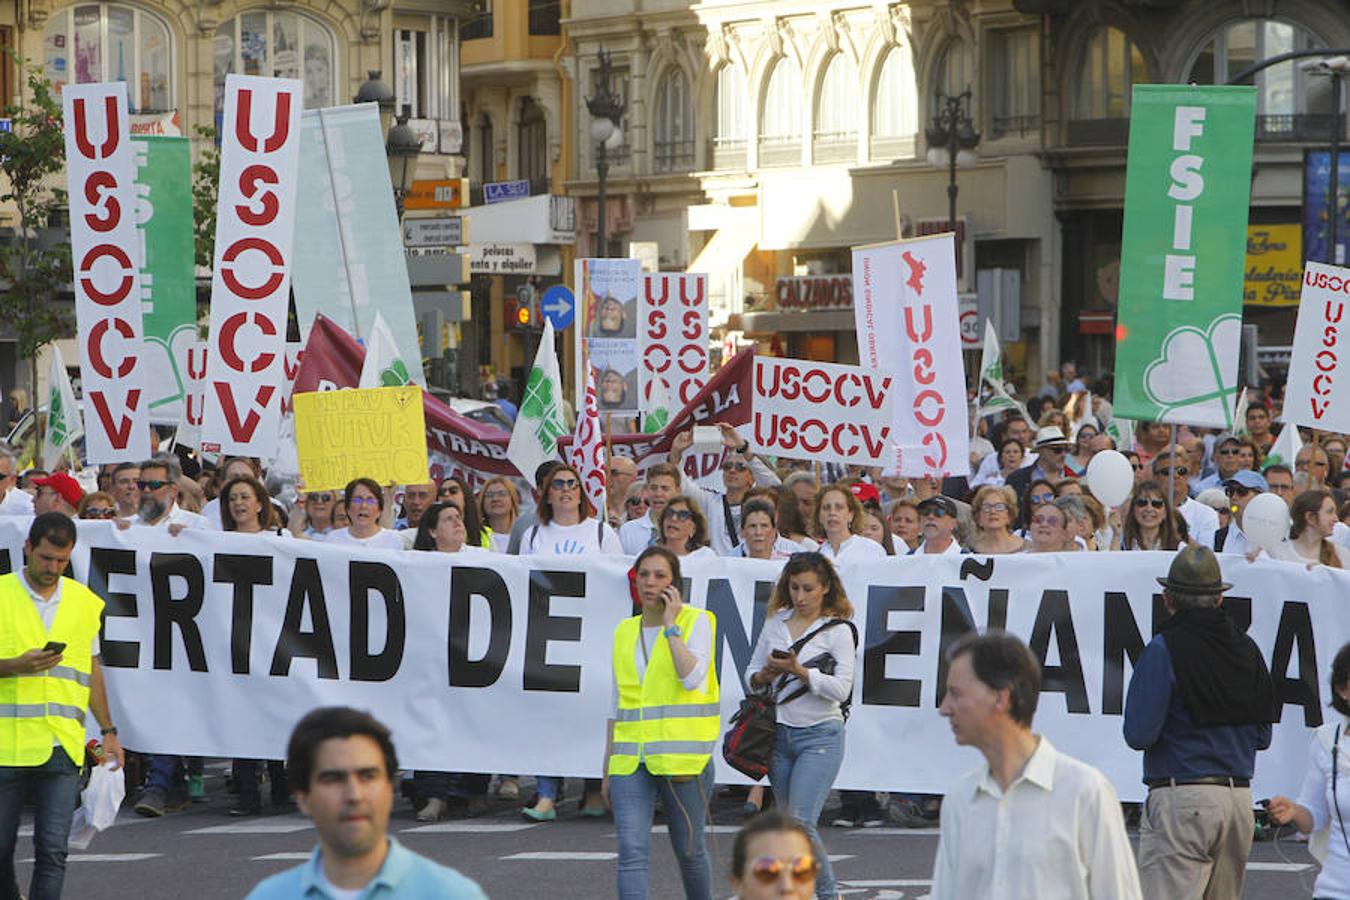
{"left": 293, "top": 314, "right": 755, "bottom": 486}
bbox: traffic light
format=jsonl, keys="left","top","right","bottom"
{"left": 516, "top": 303, "right": 532, "bottom": 327}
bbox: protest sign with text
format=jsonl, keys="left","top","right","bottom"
{"left": 851, "top": 234, "right": 968, "bottom": 476}
{"left": 752, "top": 358, "right": 894, "bottom": 467}
{"left": 63, "top": 81, "right": 151, "bottom": 463}
{"left": 293, "top": 386, "right": 428, "bottom": 490}
{"left": 7, "top": 521, "right": 1329, "bottom": 804}
{"left": 174, "top": 342, "right": 208, "bottom": 451}
{"left": 640, "top": 273, "right": 709, "bottom": 411}
{"left": 201, "top": 74, "right": 303, "bottom": 457}
{"left": 1286, "top": 261, "right": 1350, "bottom": 431}
{"left": 1113, "top": 85, "right": 1256, "bottom": 428}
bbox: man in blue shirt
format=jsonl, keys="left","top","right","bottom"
{"left": 247, "top": 707, "right": 487, "bottom": 900}
{"left": 1124, "top": 545, "right": 1275, "bottom": 900}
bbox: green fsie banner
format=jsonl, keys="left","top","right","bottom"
{"left": 1113, "top": 85, "right": 1256, "bottom": 428}
{"left": 132, "top": 135, "right": 198, "bottom": 424}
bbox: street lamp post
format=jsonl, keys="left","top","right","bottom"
{"left": 925, "top": 90, "right": 981, "bottom": 232}
{"left": 354, "top": 72, "right": 421, "bottom": 218}
{"left": 585, "top": 49, "right": 625, "bottom": 258}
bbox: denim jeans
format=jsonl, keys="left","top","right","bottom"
{"left": 534, "top": 776, "right": 601, "bottom": 802}
{"left": 0, "top": 748, "right": 81, "bottom": 900}
{"left": 610, "top": 761, "right": 714, "bottom": 900}
{"left": 415, "top": 772, "right": 490, "bottom": 801}
{"left": 770, "top": 719, "right": 845, "bottom": 900}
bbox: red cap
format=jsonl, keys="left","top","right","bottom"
{"left": 33, "top": 471, "right": 84, "bottom": 509}
{"left": 850, "top": 482, "right": 881, "bottom": 505}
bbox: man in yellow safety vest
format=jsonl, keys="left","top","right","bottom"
{"left": 0, "top": 512, "right": 124, "bottom": 900}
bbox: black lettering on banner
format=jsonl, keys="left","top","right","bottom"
{"left": 935, "top": 586, "right": 1008, "bottom": 704}
{"left": 0, "top": 548, "right": 10, "bottom": 575}
{"left": 524, "top": 570, "right": 584, "bottom": 692}
{"left": 271, "top": 558, "right": 339, "bottom": 678}
{"left": 708, "top": 578, "right": 774, "bottom": 681}
{"left": 214, "top": 553, "right": 274, "bottom": 674}
{"left": 349, "top": 561, "right": 405, "bottom": 682}
{"left": 149, "top": 552, "right": 207, "bottom": 672}
{"left": 1027, "top": 590, "right": 1090, "bottom": 714}
{"left": 1101, "top": 592, "right": 1146, "bottom": 715}
{"left": 862, "top": 585, "right": 923, "bottom": 707}
{"left": 1222, "top": 595, "right": 1253, "bottom": 635}
{"left": 91, "top": 547, "right": 139, "bottom": 668}
{"left": 447, "top": 567, "right": 512, "bottom": 688}
{"left": 1269, "top": 601, "right": 1321, "bottom": 727}
{"left": 958, "top": 557, "right": 995, "bottom": 582}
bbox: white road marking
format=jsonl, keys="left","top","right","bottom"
{"left": 503, "top": 851, "right": 618, "bottom": 861}
{"left": 186, "top": 822, "right": 314, "bottom": 835}
{"left": 840, "top": 880, "right": 933, "bottom": 888}
{"left": 20, "top": 853, "right": 161, "bottom": 863}
{"left": 1247, "top": 862, "right": 1313, "bottom": 872}
{"left": 402, "top": 822, "right": 540, "bottom": 834}
{"left": 844, "top": 827, "right": 940, "bottom": 836}
{"left": 252, "top": 852, "right": 314, "bottom": 861}
{"left": 650, "top": 824, "right": 741, "bottom": 834}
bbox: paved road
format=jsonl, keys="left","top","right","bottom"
{"left": 12, "top": 775, "right": 1320, "bottom": 900}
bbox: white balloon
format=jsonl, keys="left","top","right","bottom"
{"left": 1242, "top": 492, "right": 1291, "bottom": 551}
{"left": 1085, "top": 450, "right": 1135, "bottom": 507}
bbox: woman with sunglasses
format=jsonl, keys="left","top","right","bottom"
{"left": 604, "top": 546, "right": 718, "bottom": 900}
{"left": 519, "top": 462, "right": 620, "bottom": 821}
{"left": 477, "top": 476, "right": 519, "bottom": 552}
{"left": 291, "top": 490, "right": 336, "bottom": 539}
{"left": 77, "top": 491, "right": 117, "bottom": 520}
{"left": 659, "top": 496, "right": 715, "bottom": 560}
{"left": 1066, "top": 424, "right": 1099, "bottom": 476}
{"left": 323, "top": 478, "right": 405, "bottom": 551}
{"left": 1111, "top": 481, "right": 1184, "bottom": 551}
{"left": 731, "top": 810, "right": 818, "bottom": 900}
{"left": 813, "top": 485, "right": 885, "bottom": 564}
{"left": 438, "top": 476, "right": 490, "bottom": 548}
{"left": 622, "top": 483, "right": 650, "bottom": 522}
{"left": 969, "top": 485, "right": 1027, "bottom": 554}
{"left": 746, "top": 553, "right": 857, "bottom": 900}
{"left": 1027, "top": 500, "right": 1076, "bottom": 553}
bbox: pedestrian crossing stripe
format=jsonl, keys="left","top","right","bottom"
{"left": 252, "top": 853, "right": 314, "bottom": 861}
{"left": 503, "top": 852, "right": 618, "bottom": 861}
{"left": 186, "top": 822, "right": 314, "bottom": 834}
{"left": 651, "top": 824, "right": 741, "bottom": 834}
{"left": 402, "top": 822, "right": 539, "bottom": 833}
{"left": 19, "top": 854, "right": 162, "bottom": 863}
{"left": 1246, "top": 862, "right": 1313, "bottom": 872}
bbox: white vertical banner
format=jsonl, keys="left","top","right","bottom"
{"left": 201, "top": 74, "right": 303, "bottom": 457}
{"left": 1285, "top": 262, "right": 1350, "bottom": 431}
{"left": 174, "top": 342, "right": 208, "bottom": 451}
{"left": 568, "top": 368, "right": 607, "bottom": 513}
{"left": 640, "top": 273, "right": 709, "bottom": 411}
{"left": 62, "top": 82, "right": 151, "bottom": 463}
{"left": 851, "top": 234, "right": 969, "bottom": 477}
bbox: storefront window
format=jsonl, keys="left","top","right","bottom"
{"left": 213, "top": 10, "right": 336, "bottom": 119}
{"left": 43, "top": 3, "right": 173, "bottom": 112}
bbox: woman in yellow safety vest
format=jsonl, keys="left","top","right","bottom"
{"left": 603, "top": 545, "right": 719, "bottom": 900}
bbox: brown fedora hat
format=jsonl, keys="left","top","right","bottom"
{"left": 1156, "top": 544, "right": 1233, "bottom": 595}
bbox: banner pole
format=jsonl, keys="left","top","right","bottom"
{"left": 1167, "top": 423, "right": 1177, "bottom": 512}
{"left": 892, "top": 190, "right": 903, "bottom": 241}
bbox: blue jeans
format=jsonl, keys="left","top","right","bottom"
{"left": 610, "top": 762, "right": 714, "bottom": 900}
{"left": 770, "top": 719, "right": 845, "bottom": 900}
{"left": 0, "top": 748, "right": 82, "bottom": 900}
{"left": 534, "top": 776, "right": 601, "bottom": 803}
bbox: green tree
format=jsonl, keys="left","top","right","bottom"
{"left": 191, "top": 124, "right": 220, "bottom": 271}
{"left": 0, "top": 55, "right": 72, "bottom": 403}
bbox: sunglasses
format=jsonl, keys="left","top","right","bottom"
{"left": 1130, "top": 463, "right": 1143, "bottom": 471}
{"left": 137, "top": 479, "right": 170, "bottom": 491}
{"left": 666, "top": 509, "right": 694, "bottom": 521}
{"left": 1155, "top": 466, "right": 1188, "bottom": 477}
{"left": 82, "top": 507, "right": 117, "bottom": 519}
{"left": 482, "top": 489, "right": 509, "bottom": 500}
{"left": 722, "top": 461, "right": 749, "bottom": 472}
{"left": 1041, "top": 446, "right": 1068, "bottom": 454}
{"left": 349, "top": 495, "right": 379, "bottom": 507}
{"left": 749, "top": 854, "right": 819, "bottom": 886}
{"left": 438, "top": 486, "right": 461, "bottom": 497}
{"left": 1029, "top": 493, "right": 1054, "bottom": 505}
{"left": 1031, "top": 513, "right": 1065, "bottom": 526}
{"left": 307, "top": 493, "right": 334, "bottom": 503}
{"left": 551, "top": 477, "right": 579, "bottom": 491}
{"left": 1217, "top": 447, "right": 1239, "bottom": 456}
{"left": 626, "top": 497, "right": 648, "bottom": 508}
{"left": 1225, "top": 485, "right": 1253, "bottom": 498}
{"left": 1134, "top": 497, "right": 1165, "bottom": 509}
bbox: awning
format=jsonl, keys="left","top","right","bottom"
{"left": 690, "top": 207, "right": 759, "bottom": 280}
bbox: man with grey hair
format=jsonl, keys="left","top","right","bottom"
{"left": 128, "top": 455, "right": 208, "bottom": 532}
{"left": 1124, "top": 545, "right": 1275, "bottom": 899}
{"left": 0, "top": 447, "right": 33, "bottom": 516}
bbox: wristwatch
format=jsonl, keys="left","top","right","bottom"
{"left": 663, "top": 625, "right": 682, "bottom": 639}
{"left": 100, "top": 726, "right": 118, "bottom": 737}
{"left": 736, "top": 439, "right": 751, "bottom": 454}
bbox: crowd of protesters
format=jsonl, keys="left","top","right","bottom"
{"left": 4, "top": 362, "right": 1350, "bottom": 899}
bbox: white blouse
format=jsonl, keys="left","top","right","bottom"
{"left": 818, "top": 534, "right": 887, "bottom": 564}
{"left": 745, "top": 610, "right": 857, "bottom": 728}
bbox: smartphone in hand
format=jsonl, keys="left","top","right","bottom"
{"left": 42, "top": 641, "right": 67, "bottom": 654}
{"left": 771, "top": 649, "right": 790, "bottom": 659}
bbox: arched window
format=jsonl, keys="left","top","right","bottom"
{"left": 653, "top": 68, "right": 694, "bottom": 172}
{"left": 815, "top": 53, "right": 858, "bottom": 152}
{"left": 760, "top": 55, "right": 802, "bottom": 165}
{"left": 213, "top": 11, "right": 337, "bottom": 117}
{"left": 874, "top": 45, "right": 917, "bottom": 139}
{"left": 933, "top": 38, "right": 974, "bottom": 105}
{"left": 43, "top": 3, "right": 173, "bottom": 113}
{"left": 1186, "top": 19, "right": 1332, "bottom": 137}
{"left": 1071, "top": 28, "right": 1147, "bottom": 121}
{"left": 711, "top": 64, "right": 747, "bottom": 168}
{"left": 517, "top": 97, "right": 547, "bottom": 188}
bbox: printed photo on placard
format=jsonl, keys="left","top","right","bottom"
{"left": 581, "top": 260, "right": 640, "bottom": 339}
{"left": 588, "top": 338, "right": 639, "bottom": 416}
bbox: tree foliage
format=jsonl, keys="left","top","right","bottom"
{"left": 191, "top": 124, "right": 220, "bottom": 271}
{"left": 0, "top": 54, "right": 73, "bottom": 392}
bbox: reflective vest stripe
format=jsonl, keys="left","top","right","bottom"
{"left": 642, "top": 740, "right": 717, "bottom": 756}
{"left": 614, "top": 702, "right": 721, "bottom": 723}
{"left": 47, "top": 666, "right": 91, "bottom": 688}
{"left": 0, "top": 702, "right": 87, "bottom": 722}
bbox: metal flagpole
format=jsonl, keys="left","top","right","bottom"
{"left": 1167, "top": 423, "right": 1177, "bottom": 511}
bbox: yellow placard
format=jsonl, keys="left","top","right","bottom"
{"left": 1244, "top": 224, "right": 1303, "bottom": 307}
{"left": 293, "top": 387, "right": 428, "bottom": 491}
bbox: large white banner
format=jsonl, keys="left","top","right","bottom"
{"left": 201, "top": 75, "right": 303, "bottom": 457}
{"left": 852, "top": 235, "right": 969, "bottom": 477}
{"left": 751, "top": 358, "right": 894, "bottom": 467}
{"left": 0, "top": 521, "right": 1334, "bottom": 803}
{"left": 62, "top": 82, "right": 151, "bottom": 464}
{"left": 640, "top": 273, "right": 709, "bottom": 411}
{"left": 1286, "top": 261, "right": 1350, "bottom": 431}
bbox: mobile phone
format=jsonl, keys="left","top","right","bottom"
{"left": 42, "top": 641, "right": 66, "bottom": 654}
{"left": 771, "top": 649, "right": 790, "bottom": 659}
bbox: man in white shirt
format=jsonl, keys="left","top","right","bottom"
{"left": 1152, "top": 447, "right": 1218, "bottom": 547}
{"left": 666, "top": 423, "right": 780, "bottom": 556}
{"left": 932, "top": 632, "right": 1141, "bottom": 900}
{"left": 0, "top": 447, "right": 34, "bottom": 515}
{"left": 911, "top": 496, "right": 965, "bottom": 555}
{"left": 32, "top": 472, "right": 83, "bottom": 517}
{"left": 1213, "top": 469, "right": 1268, "bottom": 555}
{"left": 619, "top": 462, "right": 683, "bottom": 555}
{"left": 110, "top": 462, "right": 141, "bottom": 520}
{"left": 133, "top": 455, "right": 210, "bottom": 531}
{"left": 605, "top": 455, "right": 638, "bottom": 528}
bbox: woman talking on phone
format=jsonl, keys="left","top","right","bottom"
{"left": 745, "top": 553, "right": 857, "bottom": 900}
{"left": 603, "top": 546, "right": 719, "bottom": 900}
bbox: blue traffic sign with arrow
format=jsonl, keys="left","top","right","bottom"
{"left": 541, "top": 284, "right": 575, "bottom": 330}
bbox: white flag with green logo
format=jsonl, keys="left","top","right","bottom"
{"left": 507, "top": 320, "right": 568, "bottom": 479}
{"left": 1233, "top": 387, "right": 1251, "bottom": 437}
{"left": 1263, "top": 421, "right": 1303, "bottom": 471}
{"left": 42, "top": 345, "right": 83, "bottom": 469}
{"left": 642, "top": 376, "right": 672, "bottom": 434}
{"left": 359, "top": 312, "right": 415, "bottom": 389}
{"left": 976, "top": 322, "right": 1028, "bottom": 421}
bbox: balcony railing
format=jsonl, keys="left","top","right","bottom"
{"left": 1255, "top": 113, "right": 1336, "bottom": 142}
{"left": 758, "top": 135, "right": 801, "bottom": 167}
{"left": 1065, "top": 118, "right": 1129, "bottom": 146}
{"left": 812, "top": 131, "right": 857, "bottom": 164}
{"left": 709, "top": 138, "right": 746, "bottom": 171}
{"left": 654, "top": 140, "right": 695, "bottom": 173}
{"left": 991, "top": 114, "right": 1039, "bottom": 138}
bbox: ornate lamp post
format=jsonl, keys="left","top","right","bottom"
{"left": 585, "top": 49, "right": 626, "bottom": 257}
{"left": 354, "top": 72, "right": 422, "bottom": 218}
{"left": 925, "top": 90, "right": 982, "bottom": 232}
